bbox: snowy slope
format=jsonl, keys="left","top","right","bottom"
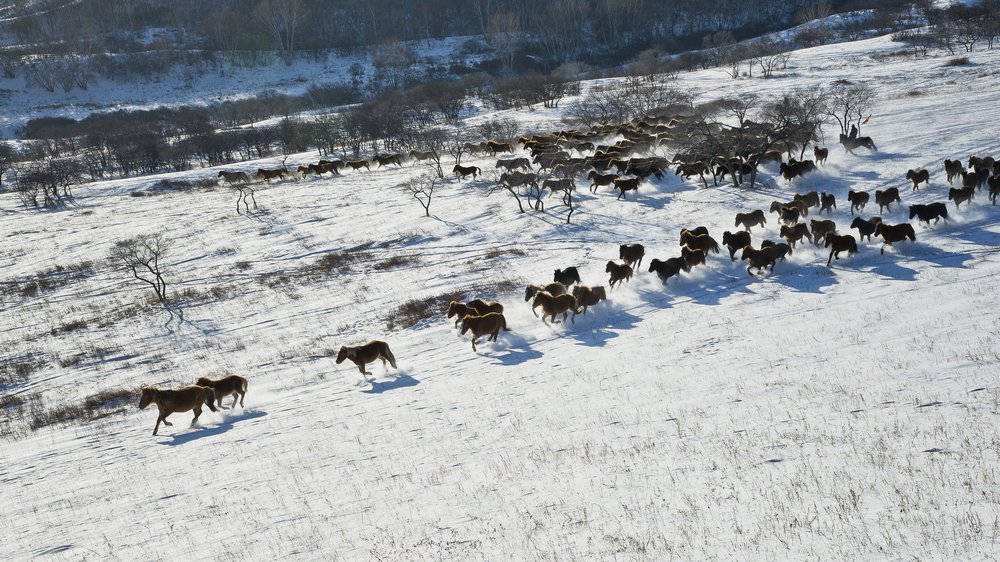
{"left": 2, "top": 33, "right": 1000, "bottom": 560}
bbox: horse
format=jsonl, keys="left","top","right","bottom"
{"left": 813, "top": 146, "right": 829, "bottom": 165}
{"left": 779, "top": 160, "right": 816, "bottom": 182}
{"left": 453, "top": 164, "right": 481, "bottom": 180}
{"left": 679, "top": 227, "right": 710, "bottom": 242}
{"left": 605, "top": 261, "right": 633, "bottom": 289}
{"left": 139, "top": 385, "right": 217, "bottom": 436}
{"left": 811, "top": 192, "right": 834, "bottom": 216}
{"left": 543, "top": 178, "right": 575, "bottom": 203}
{"left": 317, "top": 160, "right": 345, "bottom": 174}
{"left": 525, "top": 282, "right": 566, "bottom": 302}
{"left": 847, "top": 190, "right": 869, "bottom": 215}
{"left": 722, "top": 230, "right": 752, "bottom": 261}
{"left": 906, "top": 169, "right": 930, "bottom": 190}
{"left": 874, "top": 223, "right": 916, "bottom": 254}
{"left": 194, "top": 375, "right": 248, "bottom": 409}
{"left": 346, "top": 159, "right": 371, "bottom": 172}
{"left": 460, "top": 313, "right": 507, "bottom": 351}
{"left": 825, "top": 234, "right": 858, "bottom": 266}
{"left": 909, "top": 203, "right": 949, "bottom": 226}
{"left": 336, "top": 341, "right": 397, "bottom": 377}
{"left": 734, "top": 209, "right": 766, "bottom": 232}
{"left": 760, "top": 240, "right": 791, "bottom": 261}
{"left": 779, "top": 223, "right": 812, "bottom": 250}
{"left": 572, "top": 285, "right": 607, "bottom": 314}
{"left": 989, "top": 175, "right": 1000, "bottom": 205}
{"left": 944, "top": 159, "right": 965, "bottom": 184}
{"left": 587, "top": 170, "right": 618, "bottom": 193}
{"left": 531, "top": 292, "right": 580, "bottom": 324}
{"left": 648, "top": 257, "right": 690, "bottom": 284}
{"left": 960, "top": 171, "right": 981, "bottom": 190}
{"left": 793, "top": 191, "right": 820, "bottom": 209}
{"left": 772, "top": 199, "right": 809, "bottom": 218}
{"left": 874, "top": 188, "right": 901, "bottom": 215}
{"left": 255, "top": 168, "right": 284, "bottom": 182}
{"left": 408, "top": 149, "right": 439, "bottom": 163}
{"left": 496, "top": 157, "right": 532, "bottom": 172}
{"left": 218, "top": 170, "right": 250, "bottom": 185}
{"left": 553, "top": 267, "right": 581, "bottom": 287}
{"left": 613, "top": 176, "right": 641, "bottom": 200}
{"left": 447, "top": 300, "right": 504, "bottom": 328}
{"left": 681, "top": 247, "right": 707, "bottom": 268}
{"left": 740, "top": 246, "right": 779, "bottom": 276}
{"left": 486, "top": 140, "right": 514, "bottom": 155}
{"left": 850, "top": 216, "right": 882, "bottom": 242}
{"left": 372, "top": 154, "right": 403, "bottom": 168}
{"left": 680, "top": 231, "right": 721, "bottom": 254}
{"left": 619, "top": 244, "right": 645, "bottom": 270}
{"left": 809, "top": 218, "right": 837, "bottom": 246}
{"left": 839, "top": 133, "right": 877, "bottom": 153}
{"left": 780, "top": 206, "right": 801, "bottom": 226}
{"left": 949, "top": 185, "right": 975, "bottom": 209}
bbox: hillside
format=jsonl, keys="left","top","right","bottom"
{"left": 2, "top": 32, "right": 1000, "bottom": 560}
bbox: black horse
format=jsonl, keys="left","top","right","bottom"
{"left": 840, "top": 133, "right": 877, "bottom": 153}
{"left": 909, "top": 203, "right": 949, "bottom": 226}
{"left": 553, "top": 267, "right": 581, "bottom": 287}
{"left": 648, "top": 257, "right": 689, "bottom": 285}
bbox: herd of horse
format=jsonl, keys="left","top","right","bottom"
{"left": 143, "top": 113, "right": 1000, "bottom": 437}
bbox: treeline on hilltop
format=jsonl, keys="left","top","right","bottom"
{"left": 3, "top": 0, "right": 901, "bottom": 65}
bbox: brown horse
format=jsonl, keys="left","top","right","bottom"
{"left": 447, "top": 300, "right": 504, "bottom": 327}
{"left": 454, "top": 164, "right": 481, "bottom": 180}
{"left": 679, "top": 227, "right": 709, "bottom": 242}
{"left": 734, "top": 209, "right": 766, "bottom": 232}
{"left": 524, "top": 282, "right": 566, "bottom": 302}
{"left": 460, "top": 313, "right": 507, "bottom": 351}
{"left": 771, "top": 199, "right": 809, "bottom": 218}
{"left": 218, "top": 170, "right": 250, "bottom": 184}
{"left": 409, "top": 149, "right": 439, "bottom": 163}
{"left": 195, "top": 375, "right": 248, "bottom": 409}
{"left": 619, "top": 243, "right": 645, "bottom": 270}
{"left": 255, "top": 168, "right": 284, "bottom": 182}
{"left": 906, "top": 169, "right": 930, "bottom": 190}
{"left": 779, "top": 223, "right": 812, "bottom": 250}
{"left": 681, "top": 231, "right": 721, "bottom": 254}
{"left": 740, "top": 246, "right": 779, "bottom": 276}
{"left": 825, "top": 234, "right": 858, "bottom": 266}
{"left": 587, "top": 170, "right": 618, "bottom": 193}
{"left": 874, "top": 222, "right": 916, "bottom": 254}
{"left": 681, "top": 246, "right": 707, "bottom": 268}
{"left": 572, "top": 284, "right": 607, "bottom": 314}
{"left": 944, "top": 159, "right": 964, "bottom": 184}
{"left": 874, "top": 188, "right": 901, "bottom": 215}
{"left": 372, "top": 154, "right": 404, "bottom": 168}
{"left": 819, "top": 192, "right": 836, "bottom": 215}
{"left": 850, "top": 216, "right": 882, "bottom": 242}
{"left": 810, "top": 219, "right": 837, "bottom": 246}
{"left": 613, "top": 176, "right": 641, "bottom": 200}
{"left": 605, "top": 260, "right": 634, "bottom": 289}
{"left": 793, "top": 191, "right": 820, "bottom": 209}
{"left": 139, "top": 386, "right": 217, "bottom": 436}
{"left": 346, "top": 159, "right": 371, "bottom": 172}
{"left": 847, "top": 190, "right": 869, "bottom": 215}
{"left": 531, "top": 292, "right": 580, "bottom": 324}
{"left": 722, "top": 230, "right": 752, "bottom": 261}
{"left": 813, "top": 146, "right": 829, "bottom": 165}
{"left": 949, "top": 185, "right": 975, "bottom": 209}
{"left": 989, "top": 175, "right": 1000, "bottom": 205}
{"left": 496, "top": 157, "right": 531, "bottom": 172}
{"left": 336, "top": 341, "right": 397, "bottom": 377}
{"left": 486, "top": 140, "right": 514, "bottom": 155}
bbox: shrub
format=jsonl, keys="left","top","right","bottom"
{"left": 945, "top": 56, "right": 970, "bottom": 66}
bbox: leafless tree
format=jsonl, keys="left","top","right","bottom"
{"left": 403, "top": 173, "right": 438, "bottom": 217}
{"left": 827, "top": 83, "right": 876, "bottom": 136}
{"left": 485, "top": 12, "right": 521, "bottom": 73}
{"left": 109, "top": 234, "right": 171, "bottom": 302}
{"left": 253, "top": 0, "right": 309, "bottom": 65}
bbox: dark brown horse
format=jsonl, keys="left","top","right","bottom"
{"left": 825, "top": 234, "right": 858, "bottom": 266}
{"left": 605, "top": 260, "right": 634, "bottom": 289}
{"left": 195, "top": 375, "right": 248, "bottom": 409}
{"left": 906, "top": 169, "right": 930, "bottom": 190}
{"left": 847, "top": 190, "right": 869, "bottom": 215}
{"left": 346, "top": 159, "right": 371, "bottom": 172}
{"left": 525, "top": 282, "right": 566, "bottom": 302}
{"left": 572, "top": 285, "right": 607, "bottom": 314}
{"left": 460, "top": 313, "right": 507, "bottom": 351}
{"left": 874, "top": 188, "right": 901, "bottom": 215}
{"left": 819, "top": 192, "right": 836, "bottom": 215}
{"left": 619, "top": 244, "right": 645, "bottom": 270}
{"left": 813, "top": 146, "right": 829, "bottom": 165}
{"left": 722, "top": 230, "right": 752, "bottom": 261}
{"left": 734, "top": 209, "right": 766, "bottom": 232}
{"left": 453, "top": 164, "right": 481, "bottom": 180}
{"left": 944, "top": 159, "right": 964, "bottom": 184}
{"left": 139, "top": 386, "right": 217, "bottom": 436}
{"left": 840, "top": 133, "right": 877, "bottom": 153}
{"left": 874, "top": 223, "right": 916, "bottom": 254}
{"left": 336, "top": 341, "right": 397, "bottom": 377}
{"left": 779, "top": 223, "right": 812, "bottom": 250}
{"left": 949, "top": 185, "right": 975, "bottom": 209}
{"left": 850, "top": 216, "right": 882, "bottom": 242}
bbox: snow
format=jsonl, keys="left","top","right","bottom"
{"left": 2, "top": 32, "right": 1000, "bottom": 560}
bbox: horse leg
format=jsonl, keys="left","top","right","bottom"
{"left": 827, "top": 249, "right": 834, "bottom": 266}
{"left": 153, "top": 415, "right": 164, "bottom": 436}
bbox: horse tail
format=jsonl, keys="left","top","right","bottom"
{"left": 203, "top": 388, "right": 218, "bottom": 412}
{"left": 241, "top": 377, "right": 248, "bottom": 394}
{"left": 711, "top": 240, "right": 720, "bottom": 253}
{"left": 502, "top": 315, "right": 511, "bottom": 332}
{"left": 383, "top": 344, "right": 397, "bottom": 369}
{"left": 907, "top": 226, "right": 916, "bottom": 242}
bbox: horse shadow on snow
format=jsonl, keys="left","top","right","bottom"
{"left": 163, "top": 409, "right": 268, "bottom": 446}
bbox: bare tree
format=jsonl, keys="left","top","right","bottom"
{"left": 253, "top": 0, "right": 309, "bottom": 65}
{"left": 403, "top": 173, "right": 437, "bottom": 217}
{"left": 827, "top": 83, "right": 876, "bottom": 136}
{"left": 485, "top": 12, "right": 521, "bottom": 73}
{"left": 109, "top": 234, "right": 171, "bottom": 302}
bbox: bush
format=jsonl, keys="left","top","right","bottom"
{"left": 945, "top": 56, "right": 971, "bottom": 66}
{"left": 386, "top": 291, "right": 464, "bottom": 331}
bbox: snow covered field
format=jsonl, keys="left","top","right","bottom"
{"left": 2, "top": 32, "right": 1000, "bottom": 560}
